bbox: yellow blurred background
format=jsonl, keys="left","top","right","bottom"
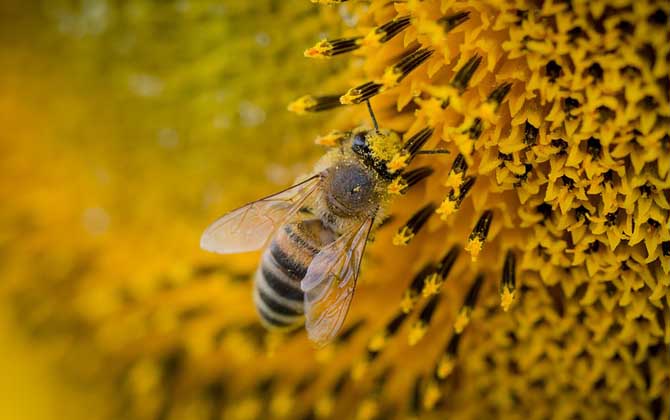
{"left": 0, "top": 2, "right": 338, "bottom": 418}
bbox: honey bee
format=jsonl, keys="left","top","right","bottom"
{"left": 201, "top": 107, "right": 435, "bottom": 346}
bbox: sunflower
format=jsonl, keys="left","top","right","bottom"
{"left": 1, "top": 0, "right": 669, "bottom": 419}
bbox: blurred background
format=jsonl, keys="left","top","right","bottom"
{"left": 0, "top": 1, "right": 343, "bottom": 418}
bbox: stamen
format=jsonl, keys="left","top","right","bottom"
{"left": 363, "top": 15, "right": 412, "bottom": 46}
{"left": 382, "top": 48, "right": 434, "bottom": 87}
{"left": 438, "top": 11, "right": 471, "bottom": 33}
{"left": 422, "top": 246, "right": 460, "bottom": 297}
{"left": 443, "top": 153, "right": 468, "bottom": 192}
{"left": 465, "top": 210, "right": 493, "bottom": 261}
{"left": 402, "top": 166, "right": 434, "bottom": 189}
{"left": 500, "top": 251, "right": 516, "bottom": 311}
{"left": 436, "top": 176, "right": 476, "bottom": 220}
{"left": 408, "top": 294, "right": 440, "bottom": 345}
{"left": 401, "top": 264, "right": 437, "bottom": 313}
{"left": 410, "top": 376, "right": 423, "bottom": 416}
{"left": 454, "top": 274, "right": 485, "bottom": 333}
{"left": 487, "top": 82, "right": 513, "bottom": 107}
{"left": 451, "top": 55, "right": 483, "bottom": 92}
{"left": 340, "top": 81, "right": 384, "bottom": 105}
{"left": 288, "top": 94, "right": 343, "bottom": 114}
{"left": 435, "top": 333, "right": 461, "bottom": 380}
{"left": 403, "top": 127, "right": 435, "bottom": 158}
{"left": 393, "top": 203, "right": 437, "bottom": 246}
{"left": 304, "top": 37, "right": 362, "bottom": 58}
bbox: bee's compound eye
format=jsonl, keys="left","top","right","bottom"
{"left": 352, "top": 131, "right": 369, "bottom": 155}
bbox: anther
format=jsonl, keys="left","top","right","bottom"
{"left": 435, "top": 333, "right": 461, "bottom": 380}
{"left": 438, "top": 11, "right": 470, "bottom": 33}
{"left": 401, "top": 264, "right": 437, "bottom": 313}
{"left": 500, "top": 251, "right": 516, "bottom": 311}
{"left": 315, "top": 130, "right": 349, "bottom": 147}
{"left": 404, "top": 127, "right": 435, "bottom": 158}
{"left": 465, "top": 210, "right": 493, "bottom": 261}
{"left": 451, "top": 55, "right": 483, "bottom": 92}
{"left": 288, "top": 94, "right": 344, "bottom": 114}
{"left": 454, "top": 274, "right": 485, "bottom": 333}
{"left": 304, "top": 37, "right": 362, "bottom": 58}
{"left": 408, "top": 294, "right": 440, "bottom": 345}
{"left": 340, "top": 81, "right": 384, "bottom": 105}
{"left": 436, "top": 176, "right": 475, "bottom": 220}
{"left": 382, "top": 48, "right": 434, "bottom": 87}
{"left": 363, "top": 15, "right": 412, "bottom": 46}
{"left": 487, "top": 82, "right": 513, "bottom": 107}
{"left": 393, "top": 203, "right": 437, "bottom": 246}
{"left": 422, "top": 246, "right": 460, "bottom": 297}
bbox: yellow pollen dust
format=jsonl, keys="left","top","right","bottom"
{"left": 436, "top": 354, "right": 456, "bottom": 379}
{"left": 367, "top": 332, "right": 387, "bottom": 352}
{"left": 443, "top": 172, "right": 465, "bottom": 192}
{"left": 393, "top": 226, "right": 414, "bottom": 246}
{"left": 500, "top": 286, "right": 515, "bottom": 312}
{"left": 387, "top": 152, "right": 409, "bottom": 173}
{"left": 400, "top": 290, "right": 417, "bottom": 313}
{"left": 287, "top": 95, "right": 317, "bottom": 115}
{"left": 367, "top": 131, "right": 402, "bottom": 162}
{"left": 408, "top": 321, "right": 427, "bottom": 346}
{"left": 464, "top": 237, "right": 484, "bottom": 262}
{"left": 436, "top": 198, "right": 458, "bottom": 221}
{"left": 340, "top": 88, "right": 365, "bottom": 105}
{"left": 421, "top": 273, "right": 441, "bottom": 297}
{"left": 303, "top": 39, "right": 332, "bottom": 58}
{"left": 423, "top": 381, "right": 442, "bottom": 411}
{"left": 454, "top": 307, "right": 472, "bottom": 333}
{"left": 387, "top": 177, "right": 408, "bottom": 195}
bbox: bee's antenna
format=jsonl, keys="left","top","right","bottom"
{"left": 366, "top": 99, "right": 380, "bottom": 133}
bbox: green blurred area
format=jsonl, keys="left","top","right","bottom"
{"left": 0, "top": 1, "right": 343, "bottom": 419}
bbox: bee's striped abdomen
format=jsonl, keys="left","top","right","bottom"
{"left": 254, "top": 219, "right": 335, "bottom": 330}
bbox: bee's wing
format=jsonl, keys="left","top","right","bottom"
{"left": 200, "top": 175, "right": 323, "bottom": 254}
{"left": 301, "top": 217, "right": 374, "bottom": 347}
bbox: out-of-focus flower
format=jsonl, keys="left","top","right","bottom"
{"left": 2, "top": 0, "right": 669, "bottom": 419}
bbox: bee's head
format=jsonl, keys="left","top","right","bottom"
{"left": 350, "top": 129, "right": 403, "bottom": 180}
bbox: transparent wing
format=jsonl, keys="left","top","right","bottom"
{"left": 301, "top": 217, "right": 374, "bottom": 347}
{"left": 200, "top": 175, "right": 322, "bottom": 254}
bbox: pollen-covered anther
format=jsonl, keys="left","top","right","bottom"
{"left": 304, "top": 37, "right": 362, "bottom": 58}
{"left": 382, "top": 48, "right": 434, "bottom": 88}
{"left": 315, "top": 130, "right": 349, "bottom": 147}
{"left": 401, "top": 264, "right": 436, "bottom": 312}
{"left": 436, "top": 176, "right": 475, "bottom": 221}
{"left": 362, "top": 15, "right": 411, "bottom": 47}
{"left": 422, "top": 381, "right": 442, "bottom": 411}
{"left": 288, "top": 94, "right": 343, "bottom": 114}
{"left": 387, "top": 177, "right": 409, "bottom": 195}
{"left": 340, "top": 81, "right": 384, "bottom": 105}
{"left": 443, "top": 153, "right": 468, "bottom": 191}
{"left": 435, "top": 334, "right": 461, "bottom": 380}
{"left": 500, "top": 251, "right": 516, "bottom": 312}
{"left": 387, "top": 152, "right": 410, "bottom": 174}
{"left": 479, "top": 82, "right": 513, "bottom": 122}
{"left": 393, "top": 203, "right": 436, "bottom": 246}
{"left": 408, "top": 294, "right": 440, "bottom": 346}
{"left": 454, "top": 274, "right": 484, "bottom": 333}
{"left": 438, "top": 11, "right": 471, "bottom": 33}
{"left": 465, "top": 210, "right": 493, "bottom": 261}
{"left": 423, "top": 246, "right": 460, "bottom": 297}
{"left": 393, "top": 166, "right": 433, "bottom": 195}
